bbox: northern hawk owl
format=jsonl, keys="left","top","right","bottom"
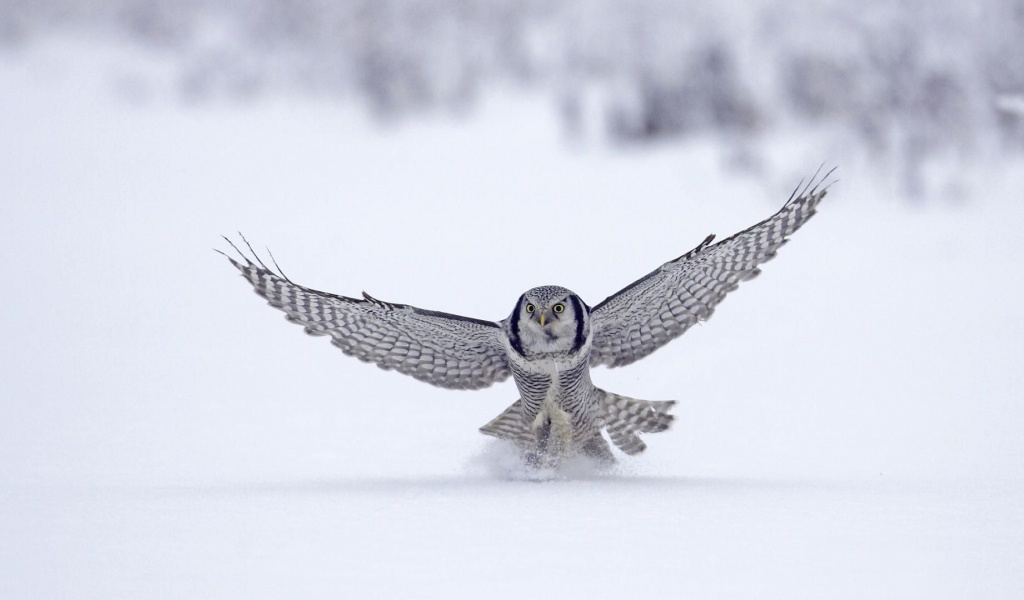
{"left": 221, "top": 170, "right": 833, "bottom": 466}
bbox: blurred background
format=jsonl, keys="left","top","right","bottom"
{"left": 2, "top": 0, "right": 1023, "bottom": 198}
{"left": 1, "top": 2, "right": 1023, "bottom": 598}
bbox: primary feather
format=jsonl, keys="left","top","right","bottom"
{"left": 588, "top": 171, "right": 832, "bottom": 367}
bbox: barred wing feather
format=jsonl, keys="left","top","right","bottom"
{"left": 589, "top": 170, "right": 833, "bottom": 368}
{"left": 221, "top": 241, "right": 511, "bottom": 390}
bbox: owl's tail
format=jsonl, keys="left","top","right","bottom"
{"left": 478, "top": 392, "right": 676, "bottom": 457}
{"left": 596, "top": 389, "right": 676, "bottom": 456}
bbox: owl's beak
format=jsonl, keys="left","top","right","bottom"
{"left": 538, "top": 312, "right": 547, "bottom": 327}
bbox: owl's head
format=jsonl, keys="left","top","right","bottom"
{"left": 509, "top": 285, "right": 589, "bottom": 356}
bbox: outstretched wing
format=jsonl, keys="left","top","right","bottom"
{"left": 221, "top": 239, "right": 511, "bottom": 390}
{"left": 589, "top": 169, "right": 834, "bottom": 368}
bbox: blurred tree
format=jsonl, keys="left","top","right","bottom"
{"left": 3, "top": 0, "right": 1021, "bottom": 197}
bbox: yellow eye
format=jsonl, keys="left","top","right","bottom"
{"left": 525, "top": 303, "right": 535, "bottom": 313}
{"left": 552, "top": 303, "right": 565, "bottom": 314}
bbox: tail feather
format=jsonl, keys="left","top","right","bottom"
{"left": 479, "top": 399, "right": 534, "bottom": 446}
{"left": 480, "top": 391, "right": 676, "bottom": 457}
{"left": 598, "top": 389, "right": 676, "bottom": 455}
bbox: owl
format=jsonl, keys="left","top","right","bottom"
{"left": 221, "top": 170, "right": 833, "bottom": 466}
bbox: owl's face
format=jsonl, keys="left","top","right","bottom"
{"left": 510, "top": 285, "right": 588, "bottom": 356}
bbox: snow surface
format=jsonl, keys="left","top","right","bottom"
{"left": 1, "top": 41, "right": 1023, "bottom": 599}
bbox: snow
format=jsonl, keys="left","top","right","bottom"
{"left": 1, "top": 40, "right": 1023, "bottom": 598}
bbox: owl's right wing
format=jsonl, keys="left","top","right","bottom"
{"left": 221, "top": 239, "right": 511, "bottom": 390}
{"left": 589, "top": 169, "right": 833, "bottom": 368}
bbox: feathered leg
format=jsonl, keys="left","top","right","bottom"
{"left": 580, "top": 434, "right": 617, "bottom": 465}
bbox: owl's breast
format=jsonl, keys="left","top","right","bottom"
{"left": 509, "top": 353, "right": 597, "bottom": 439}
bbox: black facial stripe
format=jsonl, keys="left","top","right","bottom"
{"left": 568, "top": 294, "right": 586, "bottom": 353}
{"left": 508, "top": 293, "right": 527, "bottom": 357}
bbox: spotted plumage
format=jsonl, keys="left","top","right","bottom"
{"left": 221, "top": 169, "right": 834, "bottom": 466}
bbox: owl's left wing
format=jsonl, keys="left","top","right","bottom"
{"left": 589, "top": 170, "right": 833, "bottom": 368}
{"left": 221, "top": 239, "right": 511, "bottom": 390}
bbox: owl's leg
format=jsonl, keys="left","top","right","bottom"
{"left": 480, "top": 400, "right": 558, "bottom": 467}
{"left": 522, "top": 447, "right": 556, "bottom": 469}
{"left": 580, "top": 434, "right": 617, "bottom": 465}
{"left": 528, "top": 417, "right": 565, "bottom": 469}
